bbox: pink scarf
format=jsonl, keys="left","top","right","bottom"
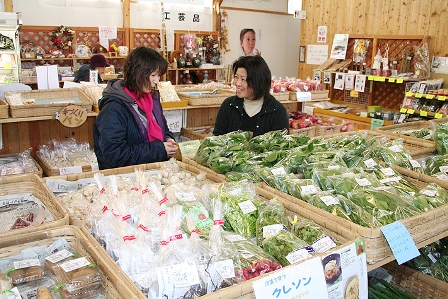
{"left": 124, "top": 87, "right": 163, "bottom": 142}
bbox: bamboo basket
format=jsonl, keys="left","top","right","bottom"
{"left": 272, "top": 92, "right": 290, "bottom": 102}
{"left": 35, "top": 151, "right": 94, "bottom": 177}
{"left": 261, "top": 169, "right": 448, "bottom": 269}
{"left": 314, "top": 123, "right": 341, "bottom": 136}
{"left": 290, "top": 126, "right": 316, "bottom": 137}
{"left": 81, "top": 185, "right": 360, "bottom": 299}
{"left": 176, "top": 88, "right": 235, "bottom": 106}
{"left": 289, "top": 90, "right": 329, "bottom": 101}
{"left": 0, "top": 153, "right": 43, "bottom": 178}
{"left": 0, "top": 174, "right": 69, "bottom": 238}
{"left": 180, "top": 126, "right": 214, "bottom": 141}
{"left": 382, "top": 261, "right": 448, "bottom": 299}
{"left": 323, "top": 130, "right": 436, "bottom": 159}
{"left": 181, "top": 157, "right": 227, "bottom": 182}
{"left": 5, "top": 88, "right": 93, "bottom": 118}
{"left": 0, "top": 225, "right": 142, "bottom": 299}
{"left": 374, "top": 120, "right": 434, "bottom": 143}
{"left": 43, "top": 160, "right": 226, "bottom": 227}
{"left": 0, "top": 97, "right": 8, "bottom": 119}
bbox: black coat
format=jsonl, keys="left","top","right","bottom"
{"left": 213, "top": 94, "right": 289, "bottom": 137}
{"left": 73, "top": 64, "right": 104, "bottom": 83}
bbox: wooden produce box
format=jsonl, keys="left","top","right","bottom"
{"left": 382, "top": 261, "right": 448, "bottom": 299}
{"left": 271, "top": 91, "right": 290, "bottom": 102}
{"left": 5, "top": 87, "right": 93, "bottom": 118}
{"left": 314, "top": 123, "right": 342, "bottom": 136}
{"left": 177, "top": 88, "right": 235, "bottom": 106}
{"left": 44, "top": 160, "right": 226, "bottom": 227}
{"left": 0, "top": 225, "right": 142, "bottom": 299}
{"left": 290, "top": 126, "right": 316, "bottom": 137}
{"left": 181, "top": 126, "right": 214, "bottom": 141}
{"left": 0, "top": 98, "right": 8, "bottom": 119}
{"left": 262, "top": 166, "right": 448, "bottom": 269}
{"left": 374, "top": 120, "right": 434, "bottom": 144}
{"left": 0, "top": 174, "right": 69, "bottom": 238}
{"left": 289, "top": 90, "right": 329, "bottom": 101}
{"left": 0, "top": 153, "right": 43, "bottom": 178}
{"left": 81, "top": 184, "right": 361, "bottom": 299}
{"left": 35, "top": 151, "right": 96, "bottom": 177}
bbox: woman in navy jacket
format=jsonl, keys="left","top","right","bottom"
{"left": 94, "top": 47, "right": 178, "bottom": 170}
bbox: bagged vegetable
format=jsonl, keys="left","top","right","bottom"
{"left": 425, "top": 154, "right": 448, "bottom": 176}
{"left": 290, "top": 218, "right": 337, "bottom": 253}
{"left": 256, "top": 199, "right": 289, "bottom": 246}
{"left": 326, "top": 172, "right": 382, "bottom": 197}
{"left": 302, "top": 191, "right": 352, "bottom": 222}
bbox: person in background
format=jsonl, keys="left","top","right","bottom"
{"left": 213, "top": 55, "right": 289, "bottom": 137}
{"left": 94, "top": 47, "right": 178, "bottom": 170}
{"left": 240, "top": 28, "right": 261, "bottom": 56}
{"left": 73, "top": 54, "right": 110, "bottom": 83}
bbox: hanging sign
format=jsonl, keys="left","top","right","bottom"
{"left": 330, "top": 34, "right": 349, "bottom": 59}
{"left": 380, "top": 221, "right": 420, "bottom": 264}
{"left": 58, "top": 105, "right": 88, "bottom": 127}
{"left": 163, "top": 109, "right": 182, "bottom": 133}
{"left": 252, "top": 256, "right": 328, "bottom": 299}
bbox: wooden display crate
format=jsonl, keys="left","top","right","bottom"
{"left": 5, "top": 87, "right": 93, "bottom": 118}
{"left": 0, "top": 225, "right": 142, "bottom": 299}
{"left": 290, "top": 126, "right": 316, "bottom": 137}
{"left": 314, "top": 123, "right": 341, "bottom": 136}
{"left": 35, "top": 151, "right": 94, "bottom": 177}
{"left": 272, "top": 91, "right": 290, "bottom": 102}
{"left": 176, "top": 88, "right": 235, "bottom": 106}
{"left": 0, "top": 174, "right": 69, "bottom": 238}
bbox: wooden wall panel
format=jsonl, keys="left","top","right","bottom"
{"left": 298, "top": 0, "right": 447, "bottom": 78}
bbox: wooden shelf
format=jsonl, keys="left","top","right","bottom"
{"left": 0, "top": 112, "right": 98, "bottom": 124}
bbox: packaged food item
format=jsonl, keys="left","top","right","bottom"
{"left": 53, "top": 257, "right": 100, "bottom": 290}
{"left": 5, "top": 259, "right": 45, "bottom": 285}
{"left": 0, "top": 271, "right": 12, "bottom": 292}
{"left": 36, "top": 286, "right": 52, "bottom": 299}
{"left": 54, "top": 282, "right": 102, "bottom": 299}
{"left": 44, "top": 249, "right": 77, "bottom": 274}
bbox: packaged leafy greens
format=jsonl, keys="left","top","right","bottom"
{"left": 425, "top": 154, "right": 448, "bottom": 176}
{"left": 247, "top": 129, "right": 310, "bottom": 153}
{"left": 289, "top": 218, "right": 337, "bottom": 253}
{"left": 417, "top": 183, "right": 448, "bottom": 208}
{"left": 311, "top": 166, "right": 353, "bottom": 191}
{"left": 256, "top": 199, "right": 289, "bottom": 246}
{"left": 326, "top": 172, "right": 382, "bottom": 197}
{"left": 434, "top": 124, "right": 448, "bottom": 155}
{"left": 301, "top": 191, "right": 352, "bottom": 222}
{"left": 367, "top": 166, "right": 420, "bottom": 198}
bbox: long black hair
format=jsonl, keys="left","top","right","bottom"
{"left": 232, "top": 55, "right": 271, "bottom": 100}
{"left": 123, "top": 47, "right": 168, "bottom": 98}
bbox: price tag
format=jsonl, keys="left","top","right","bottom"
{"left": 368, "top": 75, "right": 374, "bottom": 80}
{"left": 175, "top": 191, "right": 196, "bottom": 202}
{"left": 400, "top": 108, "right": 408, "bottom": 113}
{"left": 439, "top": 166, "right": 448, "bottom": 173}
{"left": 409, "top": 159, "right": 421, "bottom": 168}
{"left": 380, "top": 167, "right": 395, "bottom": 176}
{"left": 420, "top": 111, "right": 428, "bottom": 116}
{"left": 407, "top": 109, "right": 415, "bottom": 114}
{"left": 13, "top": 259, "right": 40, "bottom": 269}
{"left": 271, "top": 167, "right": 286, "bottom": 176}
{"left": 263, "top": 224, "right": 287, "bottom": 238}
{"left": 379, "top": 76, "right": 386, "bottom": 82}
{"left": 214, "top": 259, "right": 235, "bottom": 279}
{"left": 435, "top": 113, "right": 443, "bottom": 119}
{"left": 363, "top": 158, "right": 377, "bottom": 168}
{"left": 300, "top": 185, "right": 319, "bottom": 195}
{"left": 435, "top": 173, "right": 448, "bottom": 181}
{"left": 312, "top": 236, "right": 336, "bottom": 253}
{"left": 46, "top": 249, "right": 73, "bottom": 263}
{"left": 388, "top": 145, "right": 402, "bottom": 152}
{"left": 405, "top": 92, "right": 413, "bottom": 97}
{"left": 296, "top": 92, "right": 312, "bottom": 102}
{"left": 420, "top": 189, "right": 437, "bottom": 197}
{"left": 370, "top": 118, "right": 384, "bottom": 130}
{"left": 426, "top": 94, "right": 435, "bottom": 99}
{"left": 3, "top": 63, "right": 12, "bottom": 70}
{"left": 380, "top": 221, "right": 420, "bottom": 264}
{"left": 380, "top": 176, "right": 402, "bottom": 184}
{"left": 90, "top": 163, "right": 99, "bottom": 171}
{"left": 374, "top": 76, "right": 381, "bottom": 81}
{"left": 355, "top": 177, "right": 371, "bottom": 186}
{"left": 238, "top": 200, "right": 257, "bottom": 214}
{"left": 388, "top": 78, "right": 396, "bottom": 83}
{"left": 438, "top": 96, "right": 447, "bottom": 101}
{"left": 59, "top": 166, "right": 83, "bottom": 175}
{"left": 252, "top": 257, "right": 328, "bottom": 299}
{"left": 60, "top": 257, "right": 91, "bottom": 272}
{"left": 396, "top": 78, "right": 404, "bottom": 83}
{"left": 319, "top": 195, "right": 340, "bottom": 206}
{"left": 415, "top": 93, "right": 423, "bottom": 98}
{"left": 286, "top": 247, "right": 314, "bottom": 264}
{"left": 169, "top": 263, "right": 200, "bottom": 288}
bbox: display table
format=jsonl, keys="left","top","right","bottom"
{"left": 313, "top": 107, "right": 393, "bottom": 130}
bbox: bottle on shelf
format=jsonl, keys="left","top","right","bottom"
{"left": 185, "top": 51, "right": 193, "bottom": 68}
{"left": 192, "top": 54, "right": 201, "bottom": 68}
{"left": 177, "top": 54, "right": 186, "bottom": 68}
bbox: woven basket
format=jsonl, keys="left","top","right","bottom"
{"left": 374, "top": 120, "right": 434, "bottom": 143}
{"left": 43, "top": 160, "right": 226, "bottom": 227}
{"left": 323, "top": 130, "right": 436, "bottom": 159}
{"left": 290, "top": 126, "right": 316, "bottom": 137}
{"left": 262, "top": 169, "right": 448, "bottom": 268}
{"left": 181, "top": 126, "right": 214, "bottom": 141}
{"left": 81, "top": 184, "right": 360, "bottom": 299}
{"left": 35, "top": 151, "right": 94, "bottom": 177}
{"left": 0, "top": 225, "right": 142, "bottom": 299}
{"left": 289, "top": 90, "right": 329, "bottom": 101}
{"left": 5, "top": 88, "right": 93, "bottom": 118}
{"left": 314, "top": 124, "right": 341, "bottom": 136}
{"left": 0, "top": 153, "right": 43, "bottom": 178}
{"left": 176, "top": 88, "right": 235, "bottom": 106}
{"left": 272, "top": 92, "right": 290, "bottom": 102}
{"left": 0, "top": 174, "right": 69, "bottom": 238}
{"left": 382, "top": 261, "right": 448, "bottom": 299}
{"left": 0, "top": 98, "right": 8, "bottom": 119}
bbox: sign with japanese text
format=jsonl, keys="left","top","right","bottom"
{"left": 380, "top": 221, "right": 420, "bottom": 264}
{"left": 163, "top": 109, "right": 182, "bottom": 133}
{"left": 59, "top": 105, "right": 88, "bottom": 127}
{"left": 252, "top": 257, "right": 328, "bottom": 299}
{"left": 99, "top": 26, "right": 117, "bottom": 39}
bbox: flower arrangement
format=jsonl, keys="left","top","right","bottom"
{"left": 50, "top": 25, "right": 74, "bottom": 50}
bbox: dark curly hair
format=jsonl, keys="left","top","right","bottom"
{"left": 123, "top": 47, "right": 168, "bottom": 98}
{"left": 232, "top": 55, "right": 271, "bottom": 100}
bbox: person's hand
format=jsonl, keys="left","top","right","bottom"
{"left": 254, "top": 48, "right": 261, "bottom": 56}
{"left": 164, "top": 139, "right": 178, "bottom": 158}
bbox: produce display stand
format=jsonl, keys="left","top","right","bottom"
{"left": 80, "top": 185, "right": 361, "bottom": 299}
{"left": 0, "top": 173, "right": 69, "bottom": 239}
{"left": 0, "top": 225, "right": 142, "bottom": 299}
{"left": 382, "top": 261, "right": 448, "bottom": 299}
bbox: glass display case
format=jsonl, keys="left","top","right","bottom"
{"left": 0, "top": 12, "right": 21, "bottom": 85}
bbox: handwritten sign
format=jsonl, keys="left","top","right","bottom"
{"left": 59, "top": 105, "right": 88, "bottom": 127}
{"left": 306, "top": 45, "right": 328, "bottom": 65}
{"left": 59, "top": 166, "right": 83, "bottom": 176}
{"left": 99, "top": 26, "right": 117, "bottom": 39}
{"left": 163, "top": 109, "right": 182, "bottom": 133}
{"left": 380, "top": 221, "right": 420, "bottom": 264}
{"left": 252, "top": 257, "right": 328, "bottom": 299}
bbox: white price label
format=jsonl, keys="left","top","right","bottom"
{"left": 409, "top": 159, "right": 421, "bottom": 168}
{"left": 435, "top": 173, "right": 448, "bottom": 181}
{"left": 45, "top": 249, "right": 73, "bottom": 263}
{"left": 312, "top": 236, "right": 336, "bottom": 253}
{"left": 320, "top": 195, "right": 339, "bottom": 206}
{"left": 388, "top": 145, "right": 402, "bottom": 153}
{"left": 380, "top": 176, "right": 402, "bottom": 184}
{"left": 428, "top": 253, "right": 438, "bottom": 263}
{"left": 420, "top": 189, "right": 437, "bottom": 197}
{"left": 440, "top": 166, "right": 448, "bottom": 173}
{"left": 13, "top": 259, "right": 40, "bottom": 269}
{"left": 327, "top": 165, "right": 340, "bottom": 170}
{"left": 1, "top": 168, "right": 6, "bottom": 176}
{"left": 263, "top": 224, "right": 287, "bottom": 238}
{"left": 170, "top": 263, "right": 201, "bottom": 287}
{"left": 214, "top": 259, "right": 235, "bottom": 279}
{"left": 286, "top": 247, "right": 313, "bottom": 264}
{"left": 363, "top": 158, "right": 377, "bottom": 168}
{"left": 175, "top": 191, "right": 196, "bottom": 202}
{"left": 59, "top": 165, "right": 83, "bottom": 175}
{"left": 60, "top": 257, "right": 91, "bottom": 272}
{"left": 238, "top": 200, "right": 257, "bottom": 214}
{"left": 300, "top": 185, "right": 319, "bottom": 195}
{"left": 271, "top": 167, "right": 287, "bottom": 176}
{"left": 380, "top": 167, "right": 395, "bottom": 176}
{"left": 355, "top": 177, "right": 371, "bottom": 186}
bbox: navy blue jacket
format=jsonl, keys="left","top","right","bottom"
{"left": 213, "top": 94, "right": 289, "bottom": 137}
{"left": 93, "top": 79, "right": 174, "bottom": 170}
{"left": 73, "top": 64, "right": 105, "bottom": 83}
